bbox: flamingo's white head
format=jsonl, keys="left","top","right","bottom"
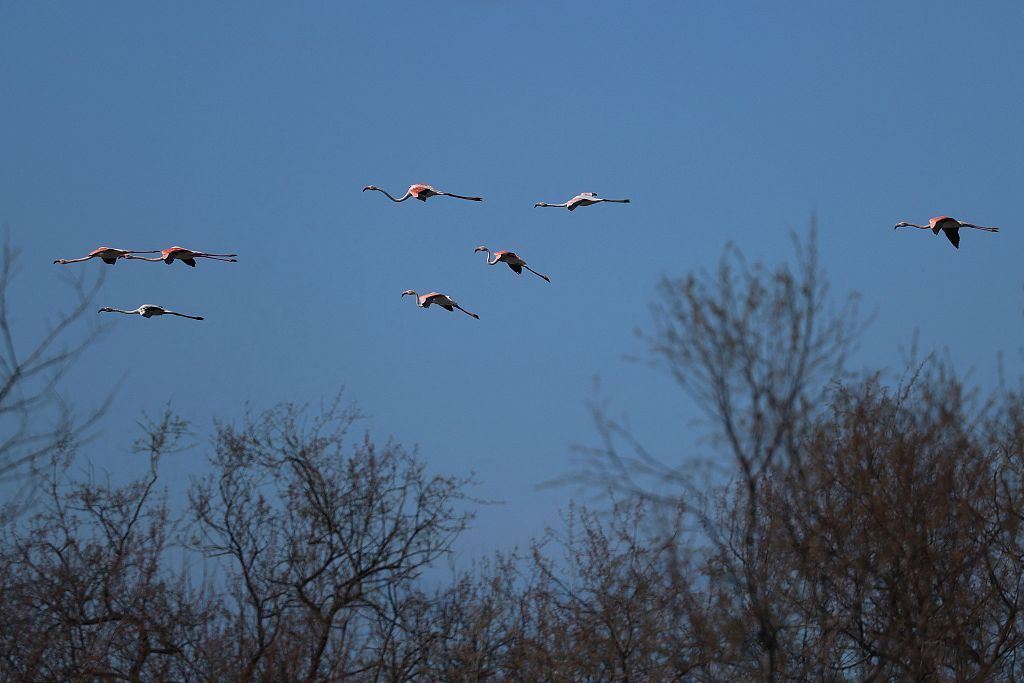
{"left": 894, "top": 221, "right": 911, "bottom": 230}
{"left": 362, "top": 185, "right": 378, "bottom": 192}
{"left": 401, "top": 290, "right": 416, "bottom": 297}
{"left": 473, "top": 246, "right": 489, "bottom": 253}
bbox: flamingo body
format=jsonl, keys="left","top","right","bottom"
{"left": 362, "top": 183, "right": 482, "bottom": 203}
{"left": 53, "top": 247, "right": 159, "bottom": 265}
{"left": 474, "top": 246, "right": 551, "bottom": 282}
{"left": 401, "top": 290, "right": 479, "bottom": 319}
{"left": 125, "top": 246, "right": 238, "bottom": 266}
{"left": 893, "top": 216, "right": 999, "bottom": 249}
{"left": 534, "top": 192, "right": 631, "bottom": 211}
{"left": 98, "top": 304, "right": 204, "bottom": 320}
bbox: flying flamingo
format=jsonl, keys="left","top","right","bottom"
{"left": 533, "top": 192, "right": 630, "bottom": 211}
{"left": 125, "top": 246, "right": 238, "bottom": 267}
{"left": 98, "top": 304, "right": 204, "bottom": 321}
{"left": 53, "top": 247, "right": 159, "bottom": 265}
{"left": 362, "top": 183, "right": 483, "bottom": 203}
{"left": 894, "top": 216, "right": 999, "bottom": 249}
{"left": 474, "top": 246, "right": 550, "bottom": 282}
{"left": 401, "top": 290, "right": 479, "bottom": 319}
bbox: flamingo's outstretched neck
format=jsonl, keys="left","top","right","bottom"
{"left": 364, "top": 186, "right": 410, "bottom": 202}
{"left": 98, "top": 307, "right": 134, "bottom": 315}
{"left": 894, "top": 222, "right": 929, "bottom": 230}
{"left": 124, "top": 255, "right": 164, "bottom": 262}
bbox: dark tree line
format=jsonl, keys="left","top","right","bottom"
{"left": 3, "top": 232, "right": 1024, "bottom": 681}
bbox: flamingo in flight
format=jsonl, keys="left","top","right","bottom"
{"left": 98, "top": 304, "right": 204, "bottom": 321}
{"left": 894, "top": 216, "right": 999, "bottom": 249}
{"left": 362, "top": 183, "right": 482, "bottom": 203}
{"left": 534, "top": 192, "right": 630, "bottom": 211}
{"left": 125, "top": 246, "right": 238, "bottom": 267}
{"left": 474, "top": 246, "right": 550, "bottom": 282}
{"left": 54, "top": 247, "right": 159, "bottom": 265}
{"left": 401, "top": 290, "right": 479, "bottom": 319}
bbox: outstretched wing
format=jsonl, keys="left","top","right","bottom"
{"left": 943, "top": 227, "right": 960, "bottom": 248}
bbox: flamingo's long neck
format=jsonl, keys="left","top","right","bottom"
{"left": 376, "top": 187, "right": 408, "bottom": 202}
{"left": 480, "top": 248, "right": 498, "bottom": 265}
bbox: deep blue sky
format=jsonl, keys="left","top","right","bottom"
{"left": 2, "top": 2, "right": 1023, "bottom": 556}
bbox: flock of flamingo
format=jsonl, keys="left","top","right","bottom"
{"left": 52, "top": 182, "right": 998, "bottom": 322}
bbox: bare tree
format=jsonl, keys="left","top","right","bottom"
{"left": 187, "top": 399, "right": 474, "bottom": 681}
{"left": 561, "top": 227, "right": 1024, "bottom": 681}
{"left": 0, "top": 410, "right": 212, "bottom": 682}
{"left": 0, "top": 239, "right": 108, "bottom": 520}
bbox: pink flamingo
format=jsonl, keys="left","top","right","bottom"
{"left": 362, "top": 183, "right": 482, "bottom": 203}
{"left": 474, "top": 246, "right": 550, "bottom": 282}
{"left": 534, "top": 192, "right": 630, "bottom": 211}
{"left": 54, "top": 247, "right": 159, "bottom": 265}
{"left": 98, "top": 304, "right": 203, "bottom": 321}
{"left": 125, "top": 246, "right": 238, "bottom": 267}
{"left": 401, "top": 290, "right": 479, "bottom": 319}
{"left": 894, "top": 216, "right": 999, "bottom": 249}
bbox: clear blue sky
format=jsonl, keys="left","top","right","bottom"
{"left": 2, "top": 2, "right": 1023, "bottom": 557}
